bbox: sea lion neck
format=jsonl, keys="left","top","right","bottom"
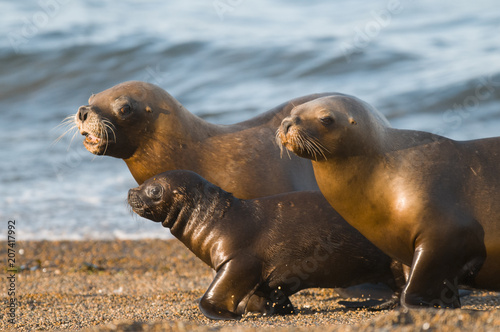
{"left": 165, "top": 183, "right": 237, "bottom": 268}
{"left": 312, "top": 154, "right": 381, "bottom": 201}
{"left": 311, "top": 135, "right": 393, "bottom": 234}
{"left": 123, "top": 104, "right": 225, "bottom": 185}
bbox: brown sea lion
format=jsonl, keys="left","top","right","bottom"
{"left": 74, "top": 81, "right": 336, "bottom": 198}
{"left": 277, "top": 94, "right": 500, "bottom": 308}
{"left": 128, "top": 170, "right": 403, "bottom": 320}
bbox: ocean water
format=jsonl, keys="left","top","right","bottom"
{"left": 1, "top": 0, "right": 499, "bottom": 240}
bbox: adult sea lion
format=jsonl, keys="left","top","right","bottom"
{"left": 277, "top": 94, "right": 500, "bottom": 308}
{"left": 128, "top": 170, "right": 403, "bottom": 320}
{"left": 74, "top": 81, "right": 334, "bottom": 199}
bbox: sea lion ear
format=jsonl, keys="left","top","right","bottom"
{"left": 349, "top": 118, "right": 357, "bottom": 125}
{"left": 160, "top": 107, "right": 171, "bottom": 115}
{"left": 145, "top": 106, "right": 153, "bottom": 113}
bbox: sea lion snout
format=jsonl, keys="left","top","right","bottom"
{"left": 76, "top": 106, "right": 104, "bottom": 142}
{"left": 127, "top": 181, "right": 171, "bottom": 223}
{"left": 280, "top": 116, "right": 302, "bottom": 135}
{"left": 77, "top": 105, "right": 101, "bottom": 125}
{"left": 127, "top": 188, "right": 145, "bottom": 212}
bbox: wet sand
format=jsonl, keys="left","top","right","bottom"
{"left": 1, "top": 239, "right": 499, "bottom": 331}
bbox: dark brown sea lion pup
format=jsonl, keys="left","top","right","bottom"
{"left": 128, "top": 170, "right": 403, "bottom": 320}
{"left": 277, "top": 95, "right": 500, "bottom": 309}
{"left": 74, "top": 81, "right": 339, "bottom": 198}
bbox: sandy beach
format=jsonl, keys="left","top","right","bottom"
{"left": 1, "top": 239, "right": 499, "bottom": 331}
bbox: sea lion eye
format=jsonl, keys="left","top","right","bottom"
{"left": 147, "top": 185, "right": 163, "bottom": 200}
{"left": 119, "top": 104, "right": 131, "bottom": 115}
{"left": 319, "top": 117, "right": 334, "bottom": 126}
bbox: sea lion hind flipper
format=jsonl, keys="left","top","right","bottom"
{"left": 338, "top": 297, "right": 399, "bottom": 311}
{"left": 245, "top": 293, "right": 295, "bottom": 316}
{"left": 199, "top": 259, "right": 262, "bottom": 320}
{"left": 264, "top": 290, "right": 295, "bottom": 315}
{"left": 245, "top": 294, "right": 269, "bottom": 314}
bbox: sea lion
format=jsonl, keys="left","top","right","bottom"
{"left": 277, "top": 94, "right": 500, "bottom": 308}
{"left": 128, "top": 170, "right": 403, "bottom": 320}
{"left": 74, "top": 81, "right": 335, "bottom": 199}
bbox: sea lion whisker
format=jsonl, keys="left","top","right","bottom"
{"left": 275, "top": 129, "right": 290, "bottom": 159}
{"left": 275, "top": 129, "right": 281, "bottom": 154}
{"left": 292, "top": 132, "right": 308, "bottom": 158}
{"left": 51, "top": 115, "right": 81, "bottom": 150}
{"left": 281, "top": 133, "right": 293, "bottom": 160}
{"left": 300, "top": 132, "right": 329, "bottom": 161}
{"left": 101, "top": 118, "right": 116, "bottom": 129}
{"left": 103, "top": 123, "right": 109, "bottom": 155}
{"left": 87, "top": 122, "right": 105, "bottom": 161}
{"left": 302, "top": 138, "right": 320, "bottom": 161}
{"left": 307, "top": 137, "right": 329, "bottom": 161}
{"left": 292, "top": 133, "right": 305, "bottom": 154}
{"left": 54, "top": 115, "right": 77, "bottom": 129}
{"left": 102, "top": 119, "right": 116, "bottom": 129}
{"left": 53, "top": 123, "right": 80, "bottom": 150}
{"left": 53, "top": 124, "right": 78, "bottom": 144}
{"left": 99, "top": 121, "right": 111, "bottom": 156}
{"left": 309, "top": 135, "right": 330, "bottom": 154}
{"left": 126, "top": 200, "right": 138, "bottom": 218}
{"left": 302, "top": 132, "right": 326, "bottom": 161}
{"left": 278, "top": 143, "right": 284, "bottom": 159}
{"left": 52, "top": 115, "right": 77, "bottom": 136}
{"left": 67, "top": 129, "right": 80, "bottom": 150}
{"left": 102, "top": 120, "right": 117, "bottom": 142}
{"left": 102, "top": 118, "right": 117, "bottom": 138}
{"left": 295, "top": 133, "right": 307, "bottom": 152}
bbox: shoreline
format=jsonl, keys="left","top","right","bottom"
{"left": 1, "top": 239, "right": 499, "bottom": 331}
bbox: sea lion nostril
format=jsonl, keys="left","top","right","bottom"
{"left": 78, "top": 106, "right": 89, "bottom": 122}
{"left": 282, "top": 120, "right": 292, "bottom": 134}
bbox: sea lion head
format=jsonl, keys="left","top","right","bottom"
{"left": 128, "top": 170, "right": 214, "bottom": 225}
{"left": 128, "top": 175, "right": 170, "bottom": 223}
{"left": 277, "top": 95, "right": 389, "bottom": 160}
{"left": 75, "top": 81, "right": 178, "bottom": 159}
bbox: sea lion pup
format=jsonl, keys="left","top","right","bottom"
{"left": 277, "top": 94, "right": 500, "bottom": 309}
{"left": 128, "top": 170, "right": 403, "bottom": 320}
{"left": 73, "top": 81, "right": 338, "bottom": 198}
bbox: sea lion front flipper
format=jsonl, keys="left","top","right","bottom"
{"left": 401, "top": 235, "right": 485, "bottom": 309}
{"left": 199, "top": 259, "right": 261, "bottom": 320}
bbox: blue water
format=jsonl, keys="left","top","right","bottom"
{"left": 1, "top": 0, "right": 499, "bottom": 240}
